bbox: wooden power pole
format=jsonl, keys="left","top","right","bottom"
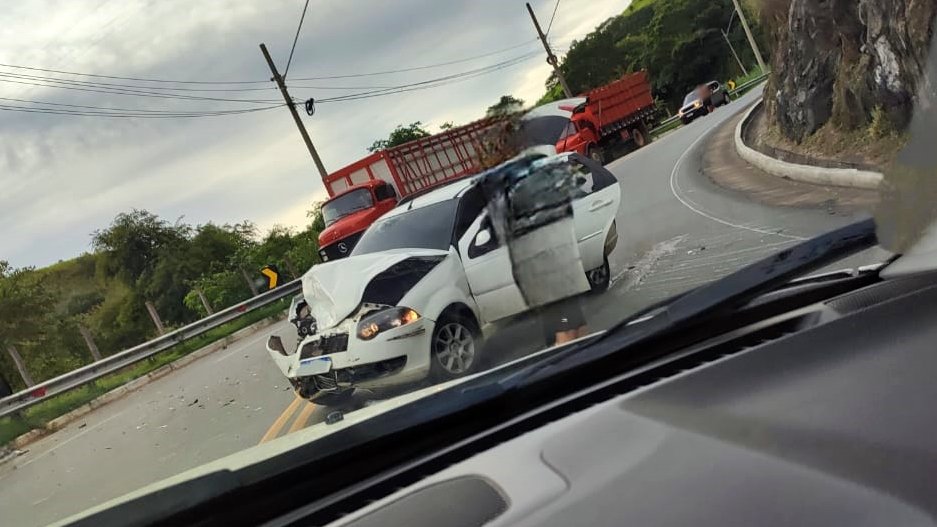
{"left": 260, "top": 43, "right": 328, "bottom": 180}
{"left": 526, "top": 3, "right": 572, "bottom": 98}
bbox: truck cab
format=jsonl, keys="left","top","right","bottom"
{"left": 317, "top": 180, "right": 398, "bottom": 262}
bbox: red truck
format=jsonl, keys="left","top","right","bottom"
{"left": 555, "top": 71, "right": 656, "bottom": 164}
{"left": 317, "top": 117, "right": 504, "bottom": 262}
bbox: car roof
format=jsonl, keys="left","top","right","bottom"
{"left": 381, "top": 177, "right": 476, "bottom": 219}
{"left": 381, "top": 153, "right": 576, "bottom": 220}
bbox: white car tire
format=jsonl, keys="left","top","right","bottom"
{"left": 429, "top": 314, "right": 483, "bottom": 382}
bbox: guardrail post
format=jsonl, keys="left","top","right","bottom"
{"left": 6, "top": 345, "right": 34, "bottom": 387}
{"left": 196, "top": 289, "right": 214, "bottom": 315}
{"left": 241, "top": 267, "right": 260, "bottom": 296}
{"left": 283, "top": 256, "right": 299, "bottom": 280}
{"left": 78, "top": 325, "right": 102, "bottom": 361}
{"left": 145, "top": 301, "right": 166, "bottom": 336}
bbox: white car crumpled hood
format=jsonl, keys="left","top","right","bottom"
{"left": 302, "top": 248, "right": 449, "bottom": 329}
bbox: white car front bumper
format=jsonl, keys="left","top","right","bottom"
{"left": 269, "top": 316, "right": 435, "bottom": 400}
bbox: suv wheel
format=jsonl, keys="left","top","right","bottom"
{"left": 430, "top": 315, "right": 482, "bottom": 382}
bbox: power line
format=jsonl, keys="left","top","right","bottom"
{"left": 0, "top": 39, "right": 539, "bottom": 86}
{"left": 0, "top": 61, "right": 269, "bottom": 85}
{"left": 0, "top": 68, "right": 402, "bottom": 92}
{"left": 0, "top": 95, "right": 284, "bottom": 115}
{"left": 0, "top": 74, "right": 281, "bottom": 104}
{"left": 288, "top": 39, "right": 539, "bottom": 80}
{"left": 314, "top": 53, "right": 537, "bottom": 104}
{"left": 283, "top": 0, "right": 311, "bottom": 80}
{"left": 0, "top": 103, "right": 284, "bottom": 118}
{"left": 545, "top": 0, "right": 561, "bottom": 36}
{"left": 0, "top": 69, "right": 278, "bottom": 92}
{"left": 313, "top": 52, "right": 536, "bottom": 102}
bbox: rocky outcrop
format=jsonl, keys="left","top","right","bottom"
{"left": 764, "top": 0, "right": 936, "bottom": 142}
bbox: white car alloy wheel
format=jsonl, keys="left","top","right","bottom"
{"left": 433, "top": 321, "right": 476, "bottom": 375}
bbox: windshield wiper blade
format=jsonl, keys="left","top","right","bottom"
{"left": 507, "top": 216, "right": 878, "bottom": 386}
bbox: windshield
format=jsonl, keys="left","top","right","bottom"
{"left": 351, "top": 199, "right": 458, "bottom": 255}
{"left": 322, "top": 188, "right": 374, "bottom": 226}
{"left": 2, "top": 1, "right": 934, "bottom": 525}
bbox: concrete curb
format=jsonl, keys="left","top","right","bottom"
{"left": 735, "top": 99, "right": 884, "bottom": 190}
{"left": 8, "top": 313, "right": 286, "bottom": 449}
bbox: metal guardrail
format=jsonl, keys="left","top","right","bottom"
{"left": 0, "top": 279, "right": 302, "bottom": 418}
{"left": 650, "top": 73, "right": 769, "bottom": 135}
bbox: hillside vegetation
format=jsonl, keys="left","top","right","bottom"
{"left": 0, "top": 208, "right": 325, "bottom": 392}
{"left": 540, "top": 0, "right": 764, "bottom": 109}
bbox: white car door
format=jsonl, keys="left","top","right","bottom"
{"left": 567, "top": 154, "right": 621, "bottom": 271}
{"left": 457, "top": 212, "right": 528, "bottom": 323}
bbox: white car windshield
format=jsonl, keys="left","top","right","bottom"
{"left": 351, "top": 199, "right": 459, "bottom": 255}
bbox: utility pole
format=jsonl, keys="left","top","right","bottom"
{"left": 730, "top": 0, "right": 767, "bottom": 72}
{"left": 721, "top": 29, "right": 748, "bottom": 76}
{"left": 526, "top": 2, "right": 572, "bottom": 98}
{"left": 259, "top": 43, "right": 328, "bottom": 180}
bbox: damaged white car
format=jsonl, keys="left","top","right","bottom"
{"left": 266, "top": 152, "right": 621, "bottom": 405}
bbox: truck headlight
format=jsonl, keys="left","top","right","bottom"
{"left": 357, "top": 307, "right": 421, "bottom": 340}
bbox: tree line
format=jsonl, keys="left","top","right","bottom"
{"left": 0, "top": 206, "right": 325, "bottom": 391}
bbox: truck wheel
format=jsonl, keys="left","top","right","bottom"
{"left": 587, "top": 146, "right": 605, "bottom": 165}
{"left": 631, "top": 127, "right": 648, "bottom": 148}
{"left": 430, "top": 314, "right": 482, "bottom": 382}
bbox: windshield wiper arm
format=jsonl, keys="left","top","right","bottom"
{"left": 508, "top": 216, "right": 879, "bottom": 386}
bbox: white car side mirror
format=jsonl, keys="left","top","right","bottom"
{"left": 475, "top": 229, "right": 492, "bottom": 247}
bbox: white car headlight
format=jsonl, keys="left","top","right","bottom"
{"left": 357, "top": 307, "right": 421, "bottom": 341}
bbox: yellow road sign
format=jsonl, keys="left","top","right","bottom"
{"left": 261, "top": 266, "right": 279, "bottom": 289}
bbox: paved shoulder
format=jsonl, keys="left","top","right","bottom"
{"left": 703, "top": 105, "right": 880, "bottom": 212}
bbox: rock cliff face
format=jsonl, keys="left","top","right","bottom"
{"left": 764, "top": 0, "right": 936, "bottom": 142}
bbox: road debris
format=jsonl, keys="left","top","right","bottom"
{"left": 187, "top": 398, "right": 199, "bottom": 407}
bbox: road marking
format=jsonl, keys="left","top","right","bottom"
{"left": 15, "top": 410, "right": 128, "bottom": 469}
{"left": 288, "top": 402, "right": 317, "bottom": 434}
{"left": 667, "top": 107, "right": 809, "bottom": 242}
{"left": 259, "top": 396, "right": 303, "bottom": 444}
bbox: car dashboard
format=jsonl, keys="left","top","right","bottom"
{"left": 308, "top": 273, "right": 937, "bottom": 527}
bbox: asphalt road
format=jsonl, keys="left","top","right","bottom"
{"left": 0, "top": 88, "right": 888, "bottom": 527}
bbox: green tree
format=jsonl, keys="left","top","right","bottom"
{"left": 541, "top": 0, "right": 763, "bottom": 110}
{"left": 439, "top": 121, "right": 455, "bottom": 131}
{"left": 486, "top": 95, "right": 525, "bottom": 117}
{"left": 0, "top": 262, "right": 54, "bottom": 350}
{"left": 91, "top": 209, "right": 186, "bottom": 283}
{"left": 368, "top": 121, "right": 432, "bottom": 152}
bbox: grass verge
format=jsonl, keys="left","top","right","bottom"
{"left": 0, "top": 298, "right": 289, "bottom": 446}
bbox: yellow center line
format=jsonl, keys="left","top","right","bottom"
{"left": 259, "top": 396, "right": 303, "bottom": 444}
{"left": 288, "top": 402, "right": 318, "bottom": 434}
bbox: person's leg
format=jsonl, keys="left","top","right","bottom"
{"left": 545, "top": 296, "right": 587, "bottom": 345}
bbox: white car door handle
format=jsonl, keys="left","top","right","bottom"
{"left": 589, "top": 199, "right": 613, "bottom": 212}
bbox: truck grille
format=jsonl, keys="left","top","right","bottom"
{"left": 318, "top": 231, "right": 363, "bottom": 262}
{"left": 299, "top": 333, "right": 349, "bottom": 359}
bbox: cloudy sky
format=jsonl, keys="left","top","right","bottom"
{"left": 0, "top": 0, "right": 626, "bottom": 267}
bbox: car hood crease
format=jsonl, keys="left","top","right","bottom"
{"left": 303, "top": 249, "right": 449, "bottom": 329}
